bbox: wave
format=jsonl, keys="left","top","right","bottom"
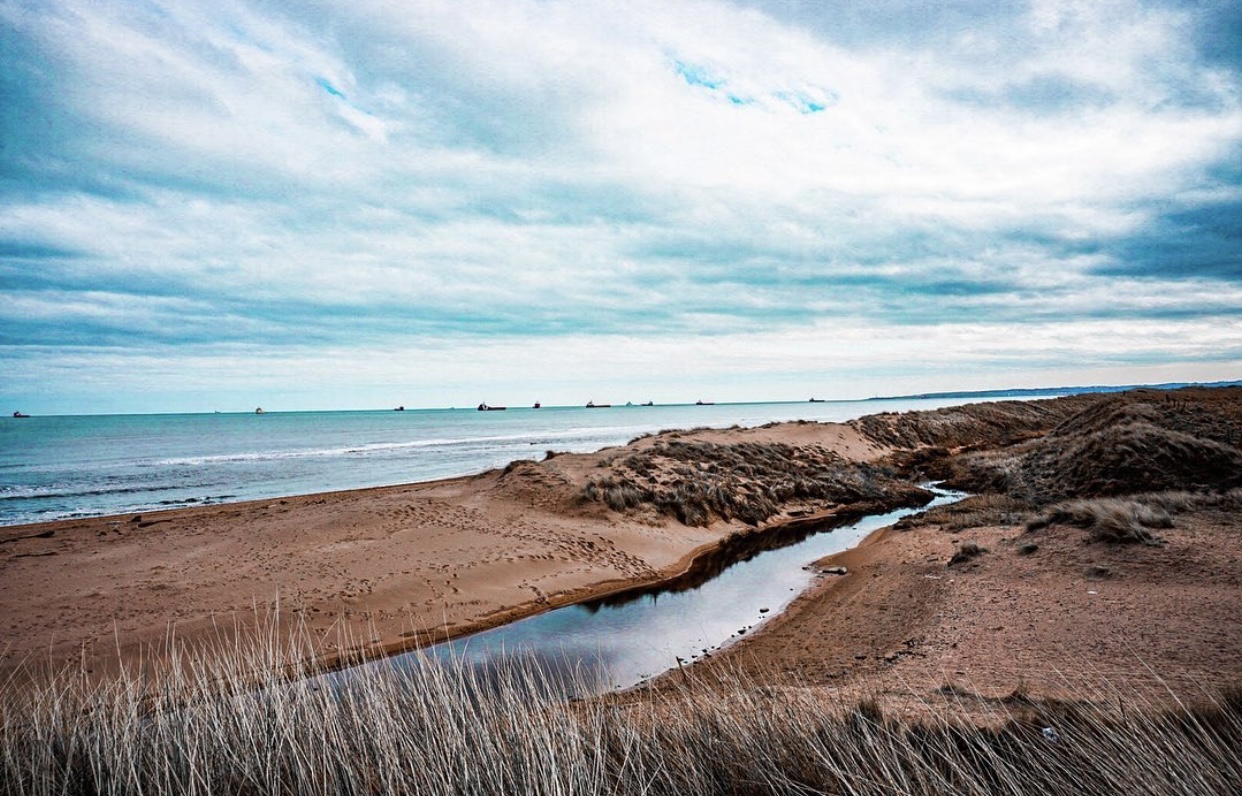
{"left": 157, "top": 495, "right": 236, "bottom": 506}
{"left": 0, "top": 490, "right": 239, "bottom": 527}
{"left": 0, "top": 482, "right": 183, "bottom": 502}
{"left": 149, "top": 427, "right": 642, "bottom": 467}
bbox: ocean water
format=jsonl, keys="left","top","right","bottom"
{"left": 1, "top": 397, "right": 991, "bottom": 527}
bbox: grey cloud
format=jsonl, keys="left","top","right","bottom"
{"left": 732, "top": 0, "right": 1029, "bottom": 54}
{"left": 1182, "top": 0, "right": 1242, "bottom": 72}
{"left": 946, "top": 73, "right": 1117, "bottom": 115}
{"left": 1095, "top": 198, "right": 1242, "bottom": 281}
{"left": 0, "top": 240, "right": 84, "bottom": 261}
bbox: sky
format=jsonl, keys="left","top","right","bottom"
{"left": 2, "top": 0, "right": 1241, "bottom": 414}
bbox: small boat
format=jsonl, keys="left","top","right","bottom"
{"left": 695, "top": 400, "right": 714, "bottom": 406}
{"left": 255, "top": 407, "right": 265, "bottom": 414}
{"left": 809, "top": 398, "right": 825, "bottom": 403}
{"left": 477, "top": 403, "right": 507, "bottom": 411}
{"left": 586, "top": 401, "right": 611, "bottom": 408}
{"left": 640, "top": 401, "right": 654, "bottom": 407}
{"left": 533, "top": 402, "right": 541, "bottom": 409}
{"left": 394, "top": 405, "right": 405, "bottom": 411}
{"left": 12, "top": 411, "right": 29, "bottom": 418}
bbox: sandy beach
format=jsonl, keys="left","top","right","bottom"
{"left": 4, "top": 388, "right": 1241, "bottom": 706}
{"left": 1, "top": 421, "right": 892, "bottom": 680}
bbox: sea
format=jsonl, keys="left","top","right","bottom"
{"left": 1, "top": 396, "right": 1015, "bottom": 528}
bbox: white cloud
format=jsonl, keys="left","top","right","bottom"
{"left": 1, "top": 0, "right": 1240, "bottom": 412}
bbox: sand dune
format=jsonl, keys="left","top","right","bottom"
{"left": 683, "top": 387, "right": 1242, "bottom": 709}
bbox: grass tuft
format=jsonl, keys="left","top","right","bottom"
{"left": 948, "top": 540, "right": 987, "bottom": 566}
{"left": 1026, "top": 498, "right": 1173, "bottom": 545}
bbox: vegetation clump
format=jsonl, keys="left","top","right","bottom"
{"left": 949, "top": 540, "right": 987, "bottom": 565}
{"left": 1023, "top": 418, "right": 1242, "bottom": 502}
{"left": 1026, "top": 498, "right": 1173, "bottom": 545}
{"left": 582, "top": 440, "right": 925, "bottom": 526}
{"left": 847, "top": 398, "right": 1092, "bottom": 451}
{"left": 864, "top": 390, "right": 1242, "bottom": 523}
{"left": 901, "top": 494, "right": 1031, "bottom": 532}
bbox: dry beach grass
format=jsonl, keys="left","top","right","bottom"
{"left": 581, "top": 438, "right": 930, "bottom": 526}
{"left": 3, "top": 624, "right": 1241, "bottom": 795}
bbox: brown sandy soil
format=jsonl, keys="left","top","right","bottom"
{"left": 0, "top": 422, "right": 888, "bottom": 682}
{"left": 678, "top": 504, "right": 1242, "bottom": 712}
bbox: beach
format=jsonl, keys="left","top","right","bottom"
{"left": 3, "top": 388, "right": 1241, "bottom": 707}
{"left": 1, "top": 419, "right": 895, "bottom": 681}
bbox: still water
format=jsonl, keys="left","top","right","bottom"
{"left": 345, "top": 489, "right": 960, "bottom": 696}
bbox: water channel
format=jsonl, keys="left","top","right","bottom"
{"left": 342, "top": 488, "right": 962, "bottom": 696}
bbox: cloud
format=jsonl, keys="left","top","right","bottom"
{"left": 1090, "top": 160, "right": 1242, "bottom": 283}
{"left": 1186, "top": 0, "right": 1242, "bottom": 72}
{"left": 947, "top": 72, "right": 1117, "bottom": 115}
{"left": 1, "top": 0, "right": 1241, "bottom": 411}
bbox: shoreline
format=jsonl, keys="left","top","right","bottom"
{"left": 0, "top": 395, "right": 961, "bottom": 531}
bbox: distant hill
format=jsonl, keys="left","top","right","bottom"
{"left": 871, "top": 380, "right": 1242, "bottom": 402}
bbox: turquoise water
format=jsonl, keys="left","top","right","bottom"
{"left": 1, "top": 398, "right": 987, "bottom": 527}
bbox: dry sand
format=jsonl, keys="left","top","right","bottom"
{"left": 4, "top": 389, "right": 1240, "bottom": 709}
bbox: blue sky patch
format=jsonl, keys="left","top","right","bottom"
{"left": 314, "top": 76, "right": 346, "bottom": 99}
{"left": 673, "top": 60, "right": 724, "bottom": 90}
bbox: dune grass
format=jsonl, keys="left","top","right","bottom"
{"left": 582, "top": 440, "right": 925, "bottom": 526}
{"left": 3, "top": 625, "right": 1241, "bottom": 795}
{"left": 863, "top": 390, "right": 1242, "bottom": 510}
{"left": 1026, "top": 497, "right": 1174, "bottom": 544}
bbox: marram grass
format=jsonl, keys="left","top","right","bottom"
{"left": 3, "top": 622, "right": 1241, "bottom": 795}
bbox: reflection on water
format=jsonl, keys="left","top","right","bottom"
{"left": 349, "top": 489, "right": 961, "bottom": 697}
{"left": 582, "top": 502, "right": 909, "bottom": 612}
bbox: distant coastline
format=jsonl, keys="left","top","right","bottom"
{"left": 12, "top": 378, "right": 1242, "bottom": 419}
{"left": 869, "top": 379, "right": 1242, "bottom": 402}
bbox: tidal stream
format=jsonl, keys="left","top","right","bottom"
{"left": 340, "top": 488, "right": 961, "bottom": 696}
